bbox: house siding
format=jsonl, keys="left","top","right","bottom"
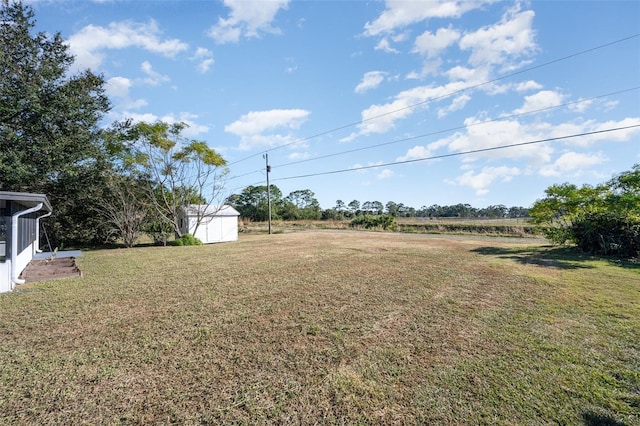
{"left": 0, "top": 193, "right": 52, "bottom": 293}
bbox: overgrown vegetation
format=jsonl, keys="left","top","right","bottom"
{"left": 0, "top": 232, "right": 637, "bottom": 424}
{"left": 531, "top": 164, "right": 640, "bottom": 258}
{"left": 349, "top": 214, "right": 397, "bottom": 231}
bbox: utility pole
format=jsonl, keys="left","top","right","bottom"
{"left": 264, "top": 153, "right": 272, "bottom": 235}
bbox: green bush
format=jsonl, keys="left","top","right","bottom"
{"left": 350, "top": 214, "right": 397, "bottom": 231}
{"left": 532, "top": 165, "right": 640, "bottom": 259}
{"left": 571, "top": 211, "right": 639, "bottom": 258}
{"left": 174, "top": 233, "right": 203, "bottom": 246}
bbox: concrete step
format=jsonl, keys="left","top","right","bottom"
{"left": 20, "top": 257, "right": 82, "bottom": 283}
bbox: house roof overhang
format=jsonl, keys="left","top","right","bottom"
{"left": 0, "top": 191, "right": 53, "bottom": 213}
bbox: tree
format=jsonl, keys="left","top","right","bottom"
{"left": 230, "top": 185, "right": 283, "bottom": 222}
{"left": 0, "top": 1, "right": 110, "bottom": 190}
{"left": 371, "top": 201, "right": 384, "bottom": 215}
{"left": 284, "top": 189, "right": 321, "bottom": 220}
{"left": 348, "top": 200, "right": 360, "bottom": 216}
{"left": 0, "top": 1, "right": 112, "bottom": 246}
{"left": 113, "top": 121, "right": 227, "bottom": 237}
{"left": 96, "top": 174, "right": 150, "bottom": 247}
{"left": 531, "top": 165, "right": 640, "bottom": 258}
{"left": 361, "top": 201, "right": 374, "bottom": 214}
{"left": 385, "top": 201, "right": 399, "bottom": 217}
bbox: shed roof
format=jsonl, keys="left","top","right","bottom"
{"left": 0, "top": 191, "right": 52, "bottom": 212}
{"left": 183, "top": 204, "right": 240, "bottom": 217}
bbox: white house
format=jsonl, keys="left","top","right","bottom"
{"left": 0, "top": 192, "right": 52, "bottom": 293}
{"left": 178, "top": 205, "right": 240, "bottom": 244}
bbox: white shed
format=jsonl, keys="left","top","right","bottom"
{"left": 178, "top": 205, "right": 240, "bottom": 244}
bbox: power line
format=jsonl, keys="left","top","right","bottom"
{"left": 227, "top": 168, "right": 263, "bottom": 181}
{"left": 226, "top": 33, "right": 640, "bottom": 167}
{"left": 272, "top": 124, "right": 640, "bottom": 182}
{"left": 272, "top": 86, "right": 640, "bottom": 169}
{"left": 227, "top": 86, "right": 640, "bottom": 182}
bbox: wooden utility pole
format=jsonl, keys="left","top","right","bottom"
{"left": 264, "top": 153, "right": 272, "bottom": 235}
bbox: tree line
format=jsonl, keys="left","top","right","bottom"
{"left": 226, "top": 185, "right": 530, "bottom": 221}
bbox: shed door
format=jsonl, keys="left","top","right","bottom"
{"left": 207, "top": 219, "right": 223, "bottom": 243}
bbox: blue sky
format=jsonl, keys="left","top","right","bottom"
{"left": 30, "top": 0, "right": 640, "bottom": 209}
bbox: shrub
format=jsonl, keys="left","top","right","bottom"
{"left": 571, "top": 211, "right": 639, "bottom": 258}
{"left": 174, "top": 233, "right": 203, "bottom": 246}
{"left": 350, "top": 214, "right": 397, "bottom": 231}
{"left": 532, "top": 165, "right": 640, "bottom": 259}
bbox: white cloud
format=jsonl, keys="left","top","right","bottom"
{"left": 539, "top": 152, "right": 607, "bottom": 177}
{"left": 437, "top": 93, "right": 471, "bottom": 118}
{"left": 567, "top": 98, "right": 593, "bottom": 113}
{"left": 374, "top": 37, "right": 400, "bottom": 53}
{"left": 459, "top": 5, "right": 537, "bottom": 69}
{"left": 161, "top": 112, "right": 210, "bottom": 137}
{"left": 535, "top": 117, "right": 640, "bottom": 148}
{"left": 193, "top": 47, "right": 212, "bottom": 58}
{"left": 350, "top": 161, "right": 385, "bottom": 174}
{"left": 208, "top": 0, "right": 290, "bottom": 44}
{"left": 192, "top": 47, "right": 215, "bottom": 73}
{"left": 67, "top": 20, "right": 188, "bottom": 71}
{"left": 341, "top": 80, "right": 469, "bottom": 141}
{"left": 225, "top": 109, "right": 310, "bottom": 150}
{"left": 105, "top": 76, "right": 132, "bottom": 99}
{"left": 586, "top": 117, "right": 640, "bottom": 143}
{"left": 441, "top": 118, "right": 555, "bottom": 164}
{"left": 515, "top": 80, "right": 543, "bottom": 92}
{"left": 447, "top": 166, "right": 520, "bottom": 195}
{"left": 377, "top": 169, "right": 394, "bottom": 179}
{"left": 396, "top": 145, "right": 434, "bottom": 162}
{"left": 423, "top": 115, "right": 640, "bottom": 175}
{"left": 413, "top": 26, "right": 460, "bottom": 58}
{"left": 140, "top": 61, "right": 170, "bottom": 86}
{"left": 351, "top": 163, "right": 365, "bottom": 173}
{"left": 198, "top": 58, "right": 215, "bottom": 73}
{"left": 364, "top": 0, "right": 495, "bottom": 37}
{"left": 121, "top": 112, "right": 159, "bottom": 124}
{"left": 114, "top": 111, "right": 209, "bottom": 137}
{"left": 355, "top": 71, "right": 387, "bottom": 94}
{"left": 513, "top": 90, "right": 564, "bottom": 114}
{"left": 445, "top": 65, "right": 490, "bottom": 84}
{"left": 105, "top": 76, "right": 147, "bottom": 110}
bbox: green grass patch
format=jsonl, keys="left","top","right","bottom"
{"left": 0, "top": 231, "right": 638, "bottom": 424}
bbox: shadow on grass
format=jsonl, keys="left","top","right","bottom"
{"left": 471, "top": 246, "right": 595, "bottom": 270}
{"left": 582, "top": 411, "right": 629, "bottom": 426}
{"left": 472, "top": 245, "right": 640, "bottom": 271}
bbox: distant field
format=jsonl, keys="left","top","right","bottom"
{"left": 396, "top": 216, "right": 534, "bottom": 225}
{"left": 242, "top": 217, "right": 543, "bottom": 237}
{"left": 1, "top": 231, "right": 638, "bottom": 424}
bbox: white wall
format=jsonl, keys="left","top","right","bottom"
{"left": 189, "top": 216, "right": 238, "bottom": 244}
{"left": 0, "top": 241, "right": 36, "bottom": 293}
{"left": 15, "top": 243, "right": 35, "bottom": 280}
{"left": 0, "top": 261, "right": 10, "bottom": 293}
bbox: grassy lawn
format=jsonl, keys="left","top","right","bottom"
{"left": 0, "top": 231, "right": 638, "bottom": 424}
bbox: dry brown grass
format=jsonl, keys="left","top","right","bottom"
{"left": 0, "top": 230, "right": 638, "bottom": 424}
